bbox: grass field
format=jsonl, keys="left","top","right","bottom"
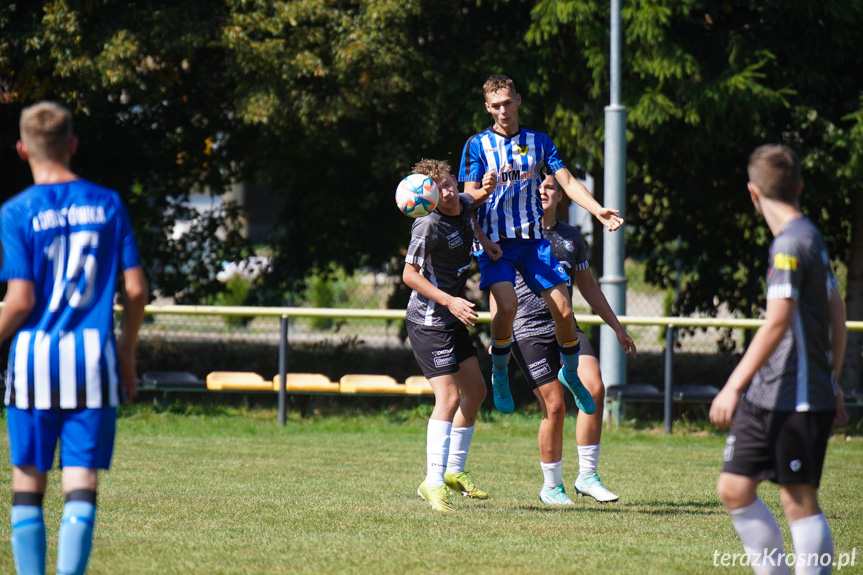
{"left": 0, "top": 406, "right": 861, "bottom": 574}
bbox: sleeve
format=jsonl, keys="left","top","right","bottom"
{"left": 765, "top": 236, "right": 802, "bottom": 301}
{"left": 0, "top": 202, "right": 34, "bottom": 281}
{"left": 542, "top": 134, "right": 567, "bottom": 174}
{"left": 115, "top": 196, "right": 142, "bottom": 271}
{"left": 458, "top": 134, "right": 485, "bottom": 183}
{"left": 405, "top": 218, "right": 435, "bottom": 267}
{"left": 459, "top": 193, "right": 476, "bottom": 217}
{"left": 570, "top": 227, "right": 590, "bottom": 271}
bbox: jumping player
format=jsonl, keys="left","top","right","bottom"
{"left": 1, "top": 101, "right": 147, "bottom": 575}
{"left": 710, "top": 145, "right": 848, "bottom": 574}
{"left": 403, "top": 159, "right": 499, "bottom": 512}
{"left": 459, "top": 74, "right": 623, "bottom": 416}
{"left": 509, "top": 173, "right": 635, "bottom": 505}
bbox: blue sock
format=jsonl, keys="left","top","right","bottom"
{"left": 57, "top": 492, "right": 97, "bottom": 575}
{"left": 491, "top": 338, "right": 511, "bottom": 372}
{"left": 559, "top": 340, "right": 580, "bottom": 373}
{"left": 11, "top": 495, "right": 47, "bottom": 575}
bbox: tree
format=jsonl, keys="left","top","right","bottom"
{"left": 526, "top": 0, "right": 863, "bottom": 390}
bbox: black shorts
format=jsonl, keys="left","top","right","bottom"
{"left": 406, "top": 321, "right": 478, "bottom": 378}
{"left": 511, "top": 328, "right": 595, "bottom": 390}
{"left": 722, "top": 396, "right": 834, "bottom": 487}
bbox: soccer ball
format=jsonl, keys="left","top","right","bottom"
{"left": 395, "top": 174, "right": 439, "bottom": 218}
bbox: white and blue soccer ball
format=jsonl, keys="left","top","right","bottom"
{"left": 395, "top": 173, "right": 439, "bottom": 218}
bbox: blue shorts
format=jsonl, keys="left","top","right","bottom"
{"left": 7, "top": 407, "right": 117, "bottom": 473}
{"left": 478, "top": 238, "right": 568, "bottom": 295}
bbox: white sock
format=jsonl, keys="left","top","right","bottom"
{"left": 540, "top": 460, "right": 563, "bottom": 488}
{"left": 446, "top": 426, "right": 474, "bottom": 474}
{"left": 425, "top": 419, "right": 452, "bottom": 487}
{"left": 729, "top": 498, "right": 790, "bottom": 575}
{"left": 789, "top": 513, "right": 833, "bottom": 575}
{"left": 577, "top": 444, "right": 599, "bottom": 476}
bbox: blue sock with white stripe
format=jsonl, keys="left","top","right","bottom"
{"left": 57, "top": 491, "right": 97, "bottom": 575}
{"left": 11, "top": 492, "right": 46, "bottom": 575}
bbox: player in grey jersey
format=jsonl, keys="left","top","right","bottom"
{"left": 711, "top": 145, "right": 848, "bottom": 574}
{"left": 507, "top": 173, "right": 635, "bottom": 505}
{"left": 403, "top": 159, "right": 500, "bottom": 512}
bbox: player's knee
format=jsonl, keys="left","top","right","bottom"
{"left": 546, "top": 399, "right": 565, "bottom": 423}
{"left": 716, "top": 477, "right": 746, "bottom": 509}
{"left": 495, "top": 299, "right": 517, "bottom": 321}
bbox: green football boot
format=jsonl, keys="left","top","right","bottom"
{"left": 445, "top": 471, "right": 488, "bottom": 500}
{"left": 417, "top": 481, "right": 455, "bottom": 512}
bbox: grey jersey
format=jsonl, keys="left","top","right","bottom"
{"left": 744, "top": 217, "right": 839, "bottom": 412}
{"left": 513, "top": 221, "right": 589, "bottom": 339}
{"left": 405, "top": 194, "right": 477, "bottom": 327}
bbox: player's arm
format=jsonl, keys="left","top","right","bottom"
{"left": 473, "top": 218, "right": 502, "bottom": 261}
{"left": 554, "top": 167, "right": 623, "bottom": 231}
{"left": 572, "top": 268, "right": 636, "bottom": 358}
{"left": 464, "top": 171, "right": 497, "bottom": 204}
{"left": 0, "top": 280, "right": 35, "bottom": 344}
{"left": 403, "top": 262, "right": 477, "bottom": 326}
{"left": 116, "top": 266, "right": 148, "bottom": 401}
{"left": 828, "top": 288, "right": 849, "bottom": 427}
{"left": 710, "top": 297, "right": 795, "bottom": 428}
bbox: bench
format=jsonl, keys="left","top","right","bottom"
{"left": 139, "top": 370, "right": 434, "bottom": 412}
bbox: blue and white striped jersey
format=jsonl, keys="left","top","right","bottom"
{"left": 1, "top": 179, "right": 141, "bottom": 410}
{"left": 458, "top": 127, "right": 566, "bottom": 242}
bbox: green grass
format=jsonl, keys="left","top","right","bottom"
{"left": 1, "top": 407, "right": 861, "bottom": 574}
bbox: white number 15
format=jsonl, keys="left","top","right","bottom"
{"left": 45, "top": 231, "right": 99, "bottom": 311}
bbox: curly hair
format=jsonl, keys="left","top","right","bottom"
{"left": 411, "top": 159, "right": 451, "bottom": 183}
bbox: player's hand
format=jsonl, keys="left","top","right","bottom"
{"left": 481, "top": 171, "right": 497, "bottom": 196}
{"left": 116, "top": 343, "right": 139, "bottom": 402}
{"left": 616, "top": 330, "right": 637, "bottom": 359}
{"left": 833, "top": 390, "right": 849, "bottom": 429}
{"left": 596, "top": 207, "right": 623, "bottom": 231}
{"left": 447, "top": 297, "right": 478, "bottom": 326}
{"left": 485, "top": 242, "right": 503, "bottom": 261}
{"left": 709, "top": 385, "right": 741, "bottom": 429}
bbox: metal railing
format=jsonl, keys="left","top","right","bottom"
{"left": 137, "top": 306, "right": 863, "bottom": 428}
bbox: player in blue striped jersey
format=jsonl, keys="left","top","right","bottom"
{"left": 459, "top": 74, "right": 623, "bottom": 415}
{"left": 0, "top": 101, "right": 147, "bottom": 575}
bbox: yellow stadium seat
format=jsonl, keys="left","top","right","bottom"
{"left": 206, "top": 372, "right": 272, "bottom": 391}
{"left": 405, "top": 376, "right": 434, "bottom": 395}
{"left": 272, "top": 373, "right": 339, "bottom": 393}
{"left": 339, "top": 374, "right": 405, "bottom": 394}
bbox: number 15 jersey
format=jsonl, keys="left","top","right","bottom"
{"left": 1, "top": 179, "right": 142, "bottom": 410}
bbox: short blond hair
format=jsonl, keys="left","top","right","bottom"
{"left": 412, "top": 159, "right": 451, "bottom": 183}
{"left": 483, "top": 75, "right": 517, "bottom": 97}
{"left": 20, "top": 101, "right": 73, "bottom": 161}
{"left": 747, "top": 145, "right": 800, "bottom": 203}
